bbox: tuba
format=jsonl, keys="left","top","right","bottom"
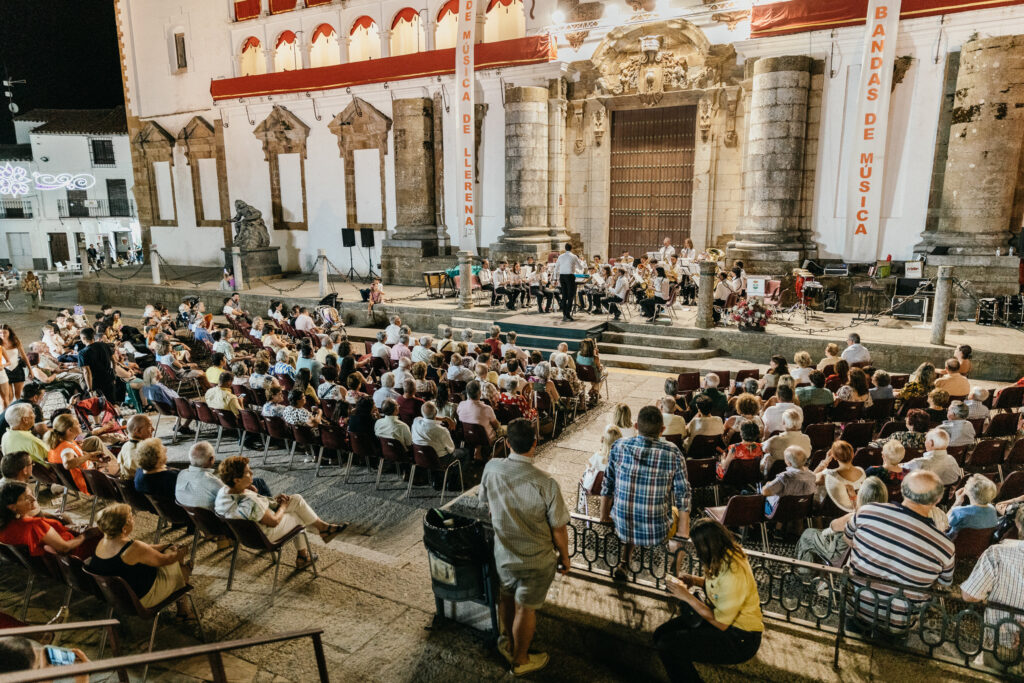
{"left": 702, "top": 247, "right": 725, "bottom": 262}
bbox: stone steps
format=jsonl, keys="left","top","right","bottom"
{"left": 599, "top": 331, "right": 706, "bottom": 351}
{"left": 600, "top": 352, "right": 759, "bottom": 375}
{"left": 599, "top": 342, "right": 719, "bottom": 361}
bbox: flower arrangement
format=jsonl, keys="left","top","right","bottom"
{"left": 729, "top": 298, "right": 772, "bottom": 330}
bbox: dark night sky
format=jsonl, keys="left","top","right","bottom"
{"left": 0, "top": 0, "right": 124, "bottom": 143}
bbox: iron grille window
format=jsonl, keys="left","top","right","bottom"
{"left": 174, "top": 32, "right": 188, "bottom": 70}
{"left": 90, "top": 139, "right": 116, "bottom": 167}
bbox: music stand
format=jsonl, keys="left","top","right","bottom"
{"left": 360, "top": 228, "right": 378, "bottom": 282}
{"left": 342, "top": 228, "right": 358, "bottom": 280}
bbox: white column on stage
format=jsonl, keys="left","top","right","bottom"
{"left": 318, "top": 248, "right": 328, "bottom": 298}
{"left": 150, "top": 245, "right": 160, "bottom": 285}
{"left": 930, "top": 266, "right": 953, "bottom": 346}
{"left": 231, "top": 247, "right": 244, "bottom": 290}
{"left": 695, "top": 261, "right": 717, "bottom": 329}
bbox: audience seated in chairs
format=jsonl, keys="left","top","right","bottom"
{"left": 947, "top": 473, "right": 999, "bottom": 536}
{"left": 0, "top": 481, "right": 95, "bottom": 558}
{"left": 940, "top": 401, "right": 976, "bottom": 448}
{"left": 133, "top": 438, "right": 180, "bottom": 499}
{"left": 762, "top": 446, "right": 817, "bottom": 516}
{"left": 86, "top": 503, "right": 196, "bottom": 617}
{"left": 374, "top": 399, "right": 412, "bottom": 447}
{"left": 685, "top": 395, "right": 723, "bottom": 450}
{"left": 813, "top": 440, "right": 865, "bottom": 514}
{"left": 796, "top": 476, "right": 888, "bottom": 567}
{"left": 717, "top": 422, "right": 763, "bottom": 479}
{"left": 760, "top": 410, "right": 811, "bottom": 478}
{"left": 45, "top": 413, "right": 119, "bottom": 493}
{"left": 864, "top": 441, "right": 907, "bottom": 502}
{"left": 903, "top": 428, "right": 962, "bottom": 486}
{"left": 214, "top": 456, "right": 344, "bottom": 570}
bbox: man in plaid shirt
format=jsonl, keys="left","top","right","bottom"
{"left": 600, "top": 405, "right": 691, "bottom": 579}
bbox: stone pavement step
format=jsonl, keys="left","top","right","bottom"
{"left": 599, "top": 331, "right": 707, "bottom": 351}
{"left": 598, "top": 341, "right": 719, "bottom": 361}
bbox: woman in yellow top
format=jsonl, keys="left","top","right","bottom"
{"left": 655, "top": 519, "right": 764, "bottom": 681}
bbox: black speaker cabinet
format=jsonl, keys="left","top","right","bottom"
{"left": 892, "top": 296, "right": 929, "bottom": 321}
{"left": 360, "top": 228, "right": 375, "bottom": 248}
{"left": 341, "top": 228, "right": 356, "bottom": 248}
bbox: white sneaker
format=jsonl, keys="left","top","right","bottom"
{"left": 512, "top": 652, "right": 550, "bottom": 677}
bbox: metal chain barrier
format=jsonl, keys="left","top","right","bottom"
{"left": 155, "top": 252, "right": 224, "bottom": 287}
{"left": 91, "top": 260, "right": 148, "bottom": 281}
{"left": 255, "top": 254, "right": 322, "bottom": 293}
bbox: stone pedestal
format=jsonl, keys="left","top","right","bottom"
{"left": 491, "top": 86, "right": 551, "bottom": 261}
{"left": 222, "top": 246, "right": 282, "bottom": 282}
{"left": 381, "top": 97, "right": 451, "bottom": 285}
{"left": 728, "top": 56, "right": 816, "bottom": 274}
{"left": 918, "top": 36, "right": 1024, "bottom": 256}
{"left": 924, "top": 254, "right": 1020, "bottom": 319}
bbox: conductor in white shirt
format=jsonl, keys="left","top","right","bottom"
{"left": 555, "top": 243, "right": 585, "bottom": 322}
{"left": 658, "top": 237, "right": 675, "bottom": 263}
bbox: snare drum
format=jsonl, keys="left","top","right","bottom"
{"left": 802, "top": 280, "right": 824, "bottom": 303}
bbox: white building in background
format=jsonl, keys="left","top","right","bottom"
{"left": 0, "top": 107, "right": 141, "bottom": 271}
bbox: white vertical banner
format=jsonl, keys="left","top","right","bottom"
{"left": 845, "top": 0, "right": 902, "bottom": 263}
{"left": 456, "top": 0, "right": 477, "bottom": 253}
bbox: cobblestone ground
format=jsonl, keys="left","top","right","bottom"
{"left": 0, "top": 291, "right": 1001, "bottom": 681}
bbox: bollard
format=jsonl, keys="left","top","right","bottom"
{"left": 150, "top": 245, "right": 160, "bottom": 285}
{"left": 458, "top": 251, "right": 474, "bottom": 310}
{"left": 930, "top": 265, "right": 953, "bottom": 346}
{"left": 231, "top": 247, "right": 244, "bottom": 290}
{"left": 317, "top": 248, "right": 328, "bottom": 298}
{"left": 695, "top": 261, "right": 717, "bottom": 329}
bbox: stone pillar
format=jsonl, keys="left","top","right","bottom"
{"left": 923, "top": 36, "right": 1024, "bottom": 254}
{"left": 424, "top": 20, "right": 436, "bottom": 52}
{"left": 547, "top": 79, "right": 570, "bottom": 247}
{"left": 381, "top": 98, "right": 448, "bottom": 285}
{"left": 317, "top": 248, "right": 328, "bottom": 298}
{"left": 931, "top": 265, "right": 953, "bottom": 345}
{"left": 339, "top": 36, "right": 350, "bottom": 64}
{"left": 458, "top": 250, "right": 474, "bottom": 309}
{"left": 231, "top": 247, "right": 245, "bottom": 290}
{"left": 492, "top": 86, "right": 551, "bottom": 262}
{"left": 918, "top": 36, "right": 1024, "bottom": 313}
{"left": 727, "top": 56, "right": 814, "bottom": 274}
{"left": 695, "top": 261, "right": 717, "bottom": 329}
{"left": 381, "top": 30, "right": 391, "bottom": 58}
{"left": 150, "top": 245, "right": 160, "bottom": 285}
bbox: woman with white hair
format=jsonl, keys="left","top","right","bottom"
{"left": 498, "top": 374, "right": 537, "bottom": 420}
{"left": 864, "top": 440, "right": 906, "bottom": 501}
{"left": 530, "top": 361, "right": 561, "bottom": 408}
{"left": 903, "top": 427, "right": 962, "bottom": 485}
{"left": 550, "top": 352, "right": 583, "bottom": 397}
{"left": 965, "top": 386, "right": 990, "bottom": 421}
{"left": 273, "top": 349, "right": 296, "bottom": 379}
{"left": 438, "top": 326, "right": 455, "bottom": 353}
{"left": 460, "top": 328, "right": 477, "bottom": 354}
{"left": 947, "top": 473, "right": 998, "bottom": 535}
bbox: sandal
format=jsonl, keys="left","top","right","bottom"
{"left": 295, "top": 552, "right": 319, "bottom": 570}
{"left": 319, "top": 523, "right": 347, "bottom": 544}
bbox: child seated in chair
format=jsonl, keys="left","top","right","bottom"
{"left": 716, "top": 421, "right": 763, "bottom": 479}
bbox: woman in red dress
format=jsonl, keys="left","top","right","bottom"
{"left": 0, "top": 482, "right": 96, "bottom": 558}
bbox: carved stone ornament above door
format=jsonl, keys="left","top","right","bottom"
{"left": 587, "top": 19, "right": 739, "bottom": 106}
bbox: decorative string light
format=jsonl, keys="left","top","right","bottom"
{"left": 0, "top": 162, "right": 97, "bottom": 197}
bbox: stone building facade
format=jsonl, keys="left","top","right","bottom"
{"left": 112, "top": 0, "right": 1024, "bottom": 292}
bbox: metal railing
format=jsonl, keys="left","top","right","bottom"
{"left": 566, "top": 514, "right": 1024, "bottom": 679}
{"left": 57, "top": 198, "right": 135, "bottom": 218}
{"left": 0, "top": 627, "right": 329, "bottom": 683}
{"left": 0, "top": 199, "right": 33, "bottom": 219}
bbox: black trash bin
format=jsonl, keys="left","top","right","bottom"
{"left": 423, "top": 509, "right": 498, "bottom": 634}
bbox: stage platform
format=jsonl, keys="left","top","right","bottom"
{"left": 76, "top": 269, "right": 1024, "bottom": 383}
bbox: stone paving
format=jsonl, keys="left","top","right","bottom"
{"left": 0, "top": 291, "right": 1008, "bottom": 681}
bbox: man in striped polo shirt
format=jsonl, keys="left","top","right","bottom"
{"left": 844, "top": 470, "right": 955, "bottom": 634}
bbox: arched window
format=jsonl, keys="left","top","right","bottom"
{"left": 484, "top": 0, "right": 525, "bottom": 43}
{"left": 274, "top": 30, "right": 299, "bottom": 72}
{"left": 309, "top": 23, "right": 340, "bottom": 68}
{"left": 435, "top": 0, "right": 458, "bottom": 50}
{"left": 390, "top": 8, "right": 423, "bottom": 56}
{"left": 240, "top": 36, "right": 265, "bottom": 76}
{"left": 349, "top": 16, "right": 381, "bottom": 62}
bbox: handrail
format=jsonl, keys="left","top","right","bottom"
{"left": 0, "top": 628, "right": 329, "bottom": 683}
{"left": 0, "top": 619, "right": 127, "bottom": 683}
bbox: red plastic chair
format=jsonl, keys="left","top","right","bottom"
{"left": 315, "top": 423, "right": 348, "bottom": 477}
{"left": 983, "top": 413, "right": 1019, "bottom": 438}
{"left": 876, "top": 420, "right": 902, "bottom": 440}
{"left": 262, "top": 415, "right": 294, "bottom": 466}
{"left": 997, "top": 470, "right": 1024, "bottom": 502}
{"left": 950, "top": 526, "right": 996, "bottom": 562}
{"left": 687, "top": 435, "right": 724, "bottom": 460}
{"left": 462, "top": 422, "right": 507, "bottom": 460}
{"left": 239, "top": 408, "right": 268, "bottom": 463}
{"left": 715, "top": 457, "right": 761, "bottom": 505}
{"left": 676, "top": 372, "right": 700, "bottom": 392}
{"left": 685, "top": 458, "right": 717, "bottom": 492}
{"left": 965, "top": 439, "right": 1006, "bottom": 474}
{"left": 993, "top": 386, "right": 1024, "bottom": 412}
{"left": 838, "top": 421, "right": 875, "bottom": 449}
{"left": 179, "top": 503, "right": 236, "bottom": 566}
{"left": 378, "top": 437, "right": 412, "bottom": 492}
{"left": 213, "top": 408, "right": 243, "bottom": 454}
{"left": 347, "top": 431, "right": 381, "bottom": 483}
{"left": 410, "top": 444, "right": 463, "bottom": 504}
{"left": 192, "top": 401, "right": 221, "bottom": 444}
{"left": 805, "top": 423, "right": 837, "bottom": 453}
{"left": 852, "top": 447, "right": 882, "bottom": 469}
{"left": 704, "top": 494, "right": 768, "bottom": 551}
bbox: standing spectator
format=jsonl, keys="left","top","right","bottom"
{"left": 840, "top": 333, "right": 871, "bottom": 365}
{"left": 653, "top": 519, "right": 763, "bottom": 682}
{"left": 77, "top": 327, "right": 116, "bottom": 400}
{"left": 844, "top": 470, "right": 954, "bottom": 634}
{"left": 903, "top": 428, "right": 962, "bottom": 485}
{"left": 479, "top": 418, "right": 570, "bottom": 676}
{"left": 20, "top": 271, "right": 40, "bottom": 310}
{"left": 600, "top": 406, "right": 691, "bottom": 580}
{"left": 947, "top": 474, "right": 999, "bottom": 535}
{"left": 960, "top": 506, "right": 1024, "bottom": 674}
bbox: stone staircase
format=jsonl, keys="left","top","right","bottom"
{"left": 448, "top": 313, "right": 748, "bottom": 375}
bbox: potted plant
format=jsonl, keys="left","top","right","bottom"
{"left": 729, "top": 298, "right": 771, "bottom": 332}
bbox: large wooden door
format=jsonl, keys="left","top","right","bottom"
{"left": 48, "top": 233, "right": 70, "bottom": 265}
{"left": 608, "top": 105, "right": 696, "bottom": 258}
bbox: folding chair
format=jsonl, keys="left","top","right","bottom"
{"left": 378, "top": 437, "right": 412, "bottom": 492}
{"left": 316, "top": 423, "right": 348, "bottom": 477}
{"left": 703, "top": 494, "right": 768, "bottom": 552}
{"left": 219, "top": 515, "right": 317, "bottom": 604}
{"left": 411, "top": 444, "right": 464, "bottom": 504}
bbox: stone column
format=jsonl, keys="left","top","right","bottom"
{"left": 150, "top": 245, "right": 160, "bottom": 285}
{"left": 423, "top": 20, "right": 436, "bottom": 52}
{"left": 547, "top": 79, "right": 570, "bottom": 247}
{"left": 381, "top": 30, "right": 392, "bottom": 58}
{"left": 231, "top": 247, "right": 245, "bottom": 290}
{"left": 727, "top": 56, "right": 814, "bottom": 274}
{"left": 492, "top": 86, "right": 551, "bottom": 261}
{"left": 458, "top": 250, "right": 474, "bottom": 309}
{"left": 695, "top": 261, "right": 717, "bottom": 329}
{"left": 317, "top": 248, "right": 328, "bottom": 298}
{"left": 918, "top": 36, "right": 1024, "bottom": 312}
{"left": 930, "top": 265, "right": 953, "bottom": 345}
{"left": 339, "top": 36, "right": 350, "bottom": 64}
{"left": 381, "top": 98, "right": 447, "bottom": 284}
{"left": 922, "top": 36, "right": 1024, "bottom": 253}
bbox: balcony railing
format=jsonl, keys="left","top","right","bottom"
{"left": 0, "top": 199, "right": 33, "bottom": 219}
{"left": 57, "top": 198, "right": 136, "bottom": 218}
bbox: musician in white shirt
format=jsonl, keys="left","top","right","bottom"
{"left": 493, "top": 261, "right": 520, "bottom": 310}
{"left": 713, "top": 272, "right": 734, "bottom": 306}
{"left": 679, "top": 237, "right": 697, "bottom": 261}
{"left": 528, "top": 266, "right": 559, "bottom": 314}
{"left": 640, "top": 266, "right": 671, "bottom": 321}
{"left": 477, "top": 258, "right": 495, "bottom": 305}
{"left": 510, "top": 262, "right": 529, "bottom": 308}
{"left": 602, "top": 267, "right": 630, "bottom": 321}
{"left": 658, "top": 237, "right": 676, "bottom": 263}
{"left": 555, "top": 244, "right": 585, "bottom": 321}
{"left": 582, "top": 266, "right": 607, "bottom": 313}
